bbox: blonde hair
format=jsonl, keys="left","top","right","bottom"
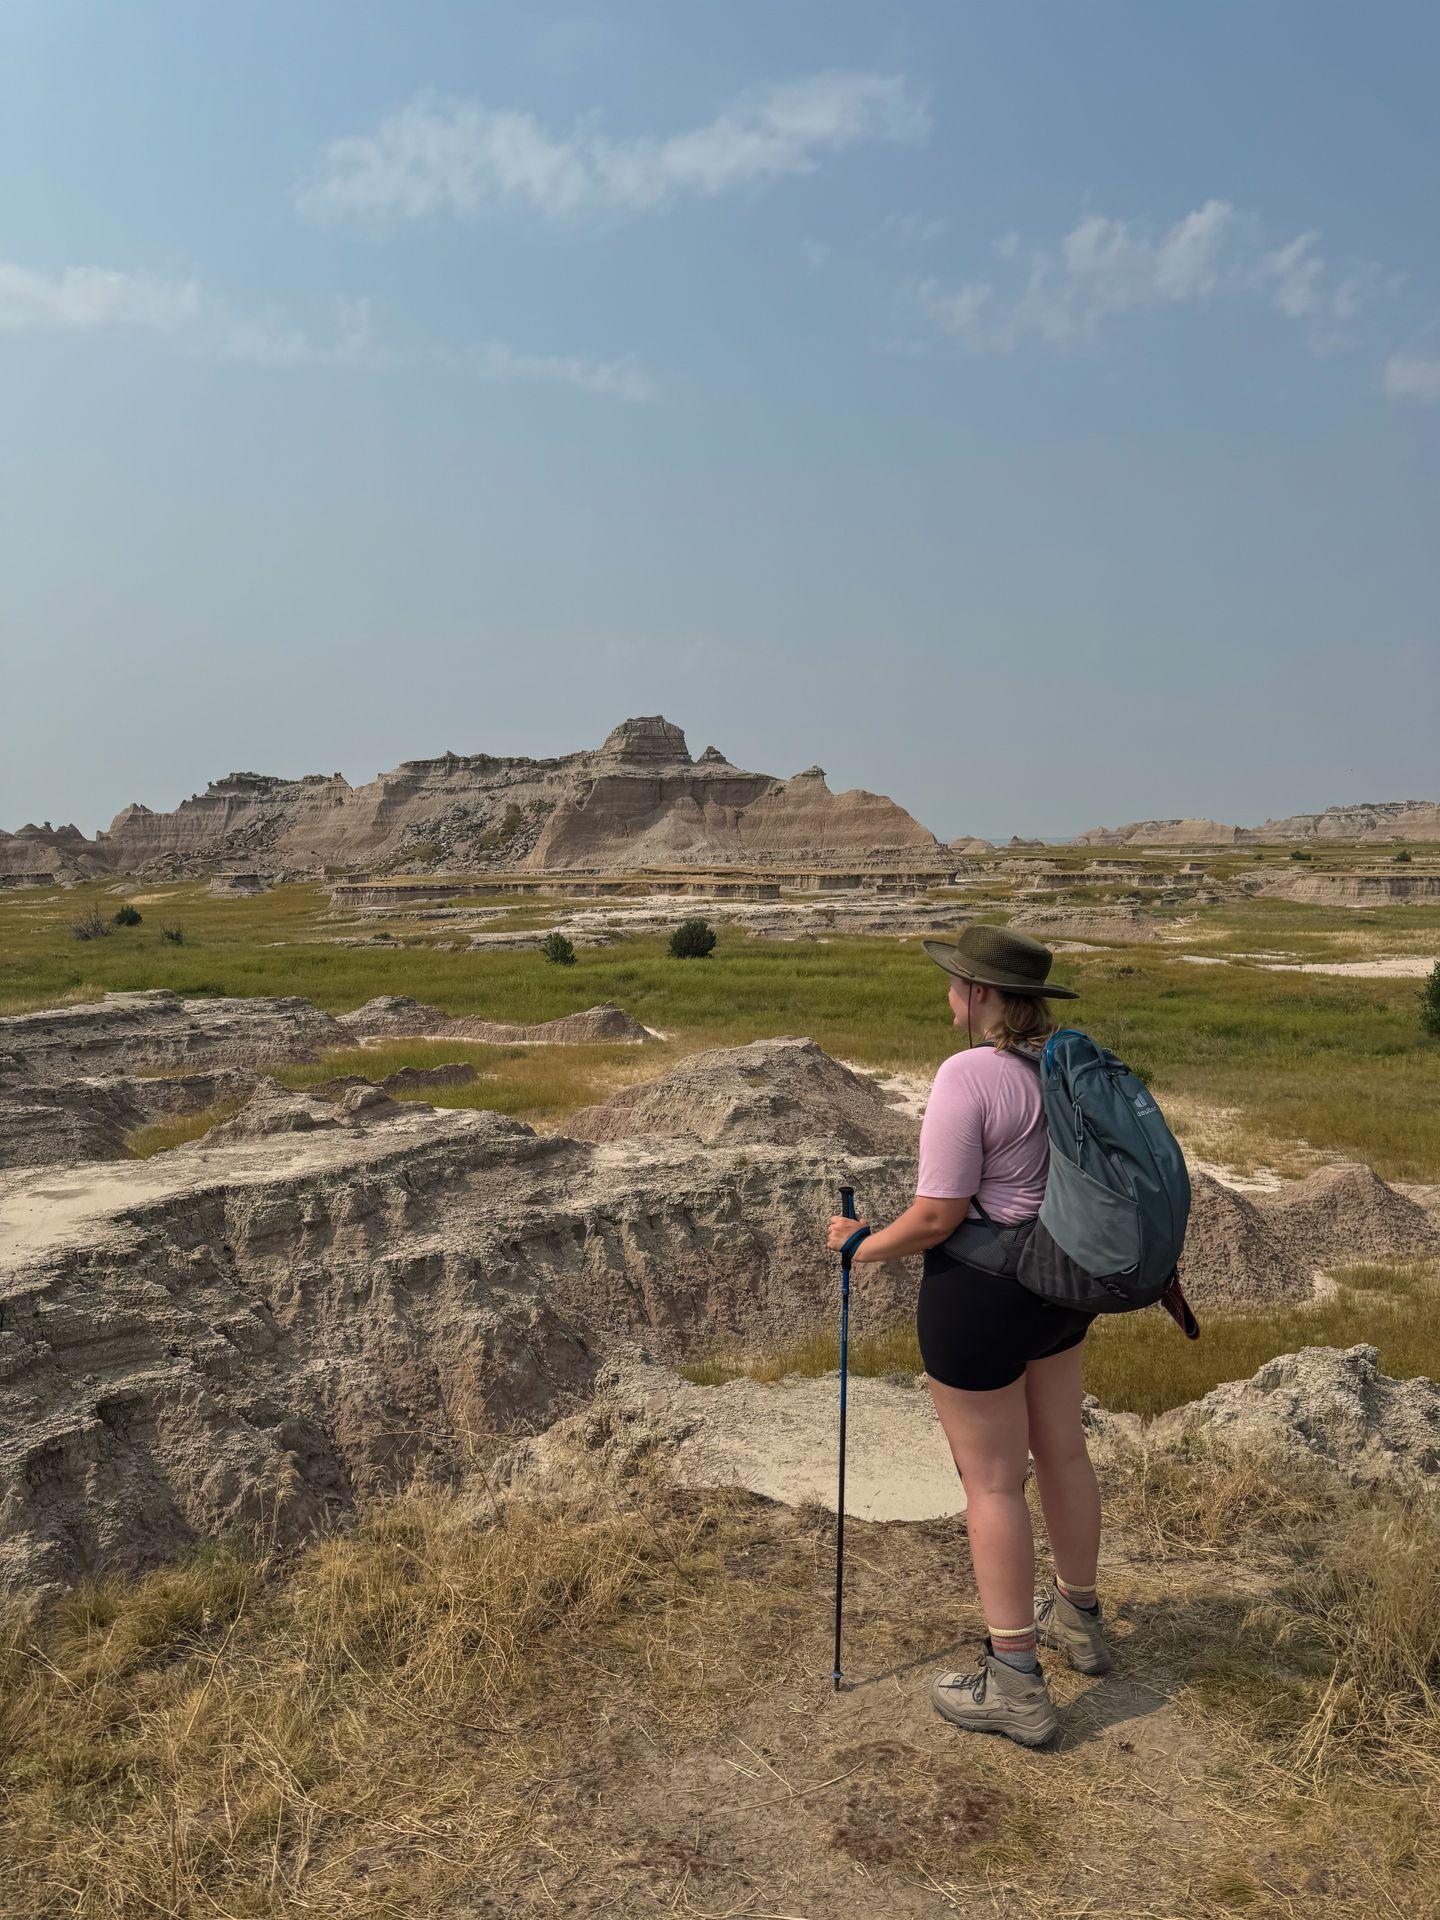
{"left": 988, "top": 991, "right": 1057, "bottom": 1053}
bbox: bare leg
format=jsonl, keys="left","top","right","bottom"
{"left": 925, "top": 1375, "right": 1033, "bottom": 1628}
{"left": 1024, "top": 1344, "right": 1101, "bottom": 1590}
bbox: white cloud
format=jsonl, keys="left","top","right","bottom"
{"left": 1383, "top": 351, "right": 1440, "bottom": 403}
{"left": 295, "top": 72, "right": 928, "bottom": 226}
{"left": 0, "top": 262, "right": 202, "bottom": 333}
{"left": 917, "top": 199, "right": 1392, "bottom": 359}
{"left": 453, "top": 338, "right": 658, "bottom": 402}
{"left": 884, "top": 210, "right": 950, "bottom": 248}
{"left": 0, "top": 259, "right": 655, "bottom": 399}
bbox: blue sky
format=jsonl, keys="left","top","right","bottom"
{"left": 2, "top": 1, "right": 1437, "bottom": 841}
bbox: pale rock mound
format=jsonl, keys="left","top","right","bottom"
{"left": 1178, "top": 1167, "right": 1439, "bottom": 1310}
{"left": 450, "top": 1004, "right": 648, "bottom": 1045}
{"left": 0, "top": 990, "right": 346, "bottom": 1086}
{"left": 563, "top": 1037, "right": 920, "bottom": 1154}
{"left": 338, "top": 995, "right": 449, "bottom": 1038}
{"left": 1260, "top": 1162, "right": 1439, "bottom": 1270}
{"left": 1008, "top": 907, "right": 1160, "bottom": 944}
{"left": 1153, "top": 1345, "right": 1440, "bottom": 1486}
{"left": 1073, "top": 819, "right": 1238, "bottom": 848}
{"left": 337, "top": 994, "right": 648, "bottom": 1046}
{"left": 204, "top": 1080, "right": 406, "bottom": 1141}
{"left": 1179, "top": 1173, "right": 1301, "bottom": 1309}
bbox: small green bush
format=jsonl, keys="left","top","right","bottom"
{"left": 1394, "top": 849, "right": 1413, "bottom": 864}
{"left": 1421, "top": 963, "right": 1440, "bottom": 1040}
{"left": 161, "top": 924, "right": 187, "bottom": 947}
{"left": 540, "top": 931, "right": 577, "bottom": 966}
{"left": 1289, "top": 848, "right": 1313, "bottom": 861}
{"left": 112, "top": 904, "right": 142, "bottom": 927}
{"left": 669, "top": 917, "right": 717, "bottom": 960}
{"left": 69, "top": 907, "right": 110, "bottom": 942}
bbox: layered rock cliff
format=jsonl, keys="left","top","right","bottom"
{"left": 4, "top": 716, "right": 946, "bottom": 878}
{"left": 1075, "top": 800, "right": 1440, "bottom": 847}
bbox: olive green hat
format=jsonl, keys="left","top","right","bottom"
{"left": 921, "top": 922, "right": 1079, "bottom": 999}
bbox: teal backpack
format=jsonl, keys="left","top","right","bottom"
{"left": 1017, "top": 1029, "right": 1197, "bottom": 1335}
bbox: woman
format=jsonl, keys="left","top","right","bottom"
{"left": 826, "top": 924, "right": 1110, "bottom": 1748}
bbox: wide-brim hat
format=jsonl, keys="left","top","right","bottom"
{"left": 921, "top": 922, "right": 1079, "bottom": 999}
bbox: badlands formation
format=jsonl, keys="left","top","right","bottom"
{"left": 2, "top": 990, "right": 1438, "bottom": 1591}
{"left": 1076, "top": 798, "right": 1440, "bottom": 846}
{"left": 4, "top": 711, "right": 1436, "bottom": 890}
{"left": 0, "top": 716, "right": 946, "bottom": 883}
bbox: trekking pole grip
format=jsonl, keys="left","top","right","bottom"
{"left": 837, "top": 1186, "right": 869, "bottom": 1268}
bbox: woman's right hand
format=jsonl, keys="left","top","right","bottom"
{"left": 827, "top": 1215, "right": 870, "bottom": 1253}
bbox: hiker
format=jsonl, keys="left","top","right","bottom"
{"left": 825, "top": 924, "right": 1109, "bottom": 1747}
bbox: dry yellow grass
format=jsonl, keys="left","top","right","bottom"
{"left": 2, "top": 1449, "right": 1437, "bottom": 1918}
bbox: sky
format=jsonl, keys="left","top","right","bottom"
{"left": 2, "top": 1, "right": 1437, "bottom": 843}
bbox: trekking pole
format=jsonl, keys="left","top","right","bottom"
{"left": 832, "top": 1185, "right": 863, "bottom": 1692}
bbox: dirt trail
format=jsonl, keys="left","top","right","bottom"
{"left": 503, "top": 1356, "right": 966, "bottom": 1521}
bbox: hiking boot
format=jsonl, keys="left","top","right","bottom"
{"left": 1035, "top": 1580, "right": 1113, "bottom": 1675}
{"left": 931, "top": 1645, "right": 1059, "bottom": 1749}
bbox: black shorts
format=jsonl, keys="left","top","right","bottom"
{"left": 917, "top": 1245, "right": 1095, "bottom": 1393}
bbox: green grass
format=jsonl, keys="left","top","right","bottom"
{"left": 685, "top": 1262, "right": 1440, "bottom": 1418}
{"left": 126, "top": 1102, "right": 242, "bottom": 1157}
{"left": 5, "top": 880, "right": 1440, "bottom": 1177}
{"left": 270, "top": 1037, "right": 659, "bottom": 1122}
{"left": 1085, "top": 1259, "right": 1440, "bottom": 1417}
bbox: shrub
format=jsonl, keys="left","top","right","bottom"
{"left": 68, "top": 907, "right": 110, "bottom": 941}
{"left": 161, "top": 923, "right": 187, "bottom": 947}
{"left": 540, "top": 931, "right": 577, "bottom": 966}
{"left": 1394, "top": 849, "right": 1413, "bottom": 864}
{"left": 1289, "top": 848, "right": 1313, "bottom": 861}
{"left": 112, "top": 904, "right": 142, "bottom": 926}
{"left": 669, "top": 917, "right": 717, "bottom": 960}
{"left": 1421, "top": 963, "right": 1440, "bottom": 1040}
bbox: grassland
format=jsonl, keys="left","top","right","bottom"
{"left": 3, "top": 877, "right": 1437, "bottom": 1177}
{"left": 3, "top": 873, "right": 1439, "bottom": 1913}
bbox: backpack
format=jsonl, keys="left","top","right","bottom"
{"left": 944, "top": 1031, "right": 1199, "bottom": 1338}
{"left": 1020, "top": 1029, "right": 1196, "bottom": 1334}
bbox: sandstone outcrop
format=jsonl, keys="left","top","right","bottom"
{"left": 1261, "top": 870, "right": 1440, "bottom": 906}
{"left": 0, "top": 822, "right": 110, "bottom": 884}
{"left": 0, "top": 1088, "right": 915, "bottom": 1588}
{"left": 1073, "top": 819, "right": 1239, "bottom": 848}
{"left": 563, "top": 1037, "right": 920, "bottom": 1155}
{"left": 0, "top": 1069, "right": 261, "bottom": 1172}
{"left": 24, "top": 716, "right": 945, "bottom": 879}
{"left": 1075, "top": 799, "right": 1439, "bottom": 848}
{"left": 1178, "top": 1166, "right": 1439, "bottom": 1310}
{"left": 1249, "top": 800, "right": 1440, "bottom": 843}
{"left": 1007, "top": 906, "right": 1160, "bottom": 944}
{"left": 0, "top": 990, "right": 346, "bottom": 1086}
{"left": 336, "top": 994, "right": 650, "bottom": 1045}
{"left": 1152, "top": 1345, "right": 1440, "bottom": 1485}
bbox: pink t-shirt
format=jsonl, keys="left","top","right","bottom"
{"left": 916, "top": 1045, "right": 1049, "bottom": 1224}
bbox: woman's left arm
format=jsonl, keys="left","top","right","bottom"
{"left": 825, "top": 1193, "right": 971, "bottom": 1263}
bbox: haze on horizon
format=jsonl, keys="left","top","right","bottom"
{"left": 2, "top": 1, "right": 1437, "bottom": 845}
